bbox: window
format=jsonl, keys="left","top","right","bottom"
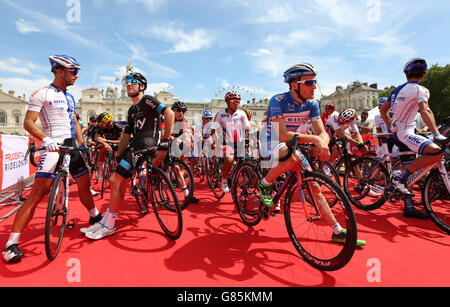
{"left": 12, "top": 111, "right": 21, "bottom": 125}
{"left": 0, "top": 112, "right": 6, "bottom": 125}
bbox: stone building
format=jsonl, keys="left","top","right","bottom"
{"left": 320, "top": 81, "right": 383, "bottom": 114}
{"left": 0, "top": 85, "right": 29, "bottom": 135}
{"left": 78, "top": 64, "right": 270, "bottom": 129}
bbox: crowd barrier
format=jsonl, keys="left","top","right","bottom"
{"left": 0, "top": 135, "right": 41, "bottom": 222}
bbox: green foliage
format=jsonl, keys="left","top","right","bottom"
{"left": 421, "top": 64, "right": 450, "bottom": 124}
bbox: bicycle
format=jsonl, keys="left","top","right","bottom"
{"left": 100, "top": 143, "right": 118, "bottom": 199}
{"left": 25, "top": 140, "right": 87, "bottom": 260}
{"left": 330, "top": 137, "right": 371, "bottom": 177}
{"left": 128, "top": 147, "right": 183, "bottom": 240}
{"left": 343, "top": 134, "right": 450, "bottom": 234}
{"left": 231, "top": 138, "right": 358, "bottom": 271}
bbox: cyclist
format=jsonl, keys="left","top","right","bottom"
{"left": 212, "top": 91, "right": 251, "bottom": 193}
{"left": 2, "top": 55, "right": 102, "bottom": 263}
{"left": 193, "top": 110, "right": 214, "bottom": 158}
{"left": 380, "top": 58, "right": 446, "bottom": 219}
{"left": 326, "top": 108, "right": 369, "bottom": 163}
{"left": 82, "top": 72, "right": 175, "bottom": 240}
{"left": 94, "top": 112, "right": 123, "bottom": 180}
{"left": 320, "top": 103, "right": 337, "bottom": 126}
{"left": 169, "top": 101, "right": 200, "bottom": 204}
{"left": 85, "top": 115, "right": 98, "bottom": 145}
{"left": 259, "top": 62, "right": 366, "bottom": 246}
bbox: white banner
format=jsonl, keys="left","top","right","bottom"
{"left": 0, "top": 135, "right": 31, "bottom": 190}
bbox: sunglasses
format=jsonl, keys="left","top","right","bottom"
{"left": 126, "top": 78, "right": 142, "bottom": 85}
{"left": 296, "top": 79, "right": 317, "bottom": 87}
{"left": 175, "top": 109, "right": 186, "bottom": 113}
{"left": 203, "top": 117, "right": 213, "bottom": 120}
{"left": 227, "top": 99, "right": 241, "bottom": 104}
{"left": 66, "top": 69, "right": 79, "bottom": 75}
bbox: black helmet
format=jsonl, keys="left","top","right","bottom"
{"left": 171, "top": 101, "right": 187, "bottom": 111}
{"left": 125, "top": 72, "right": 147, "bottom": 91}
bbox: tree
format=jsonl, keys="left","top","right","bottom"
{"left": 421, "top": 64, "right": 450, "bottom": 125}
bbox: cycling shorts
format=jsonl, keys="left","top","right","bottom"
{"left": 394, "top": 129, "right": 434, "bottom": 156}
{"left": 36, "top": 138, "right": 89, "bottom": 180}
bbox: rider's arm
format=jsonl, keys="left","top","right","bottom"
{"left": 161, "top": 108, "right": 175, "bottom": 140}
{"left": 23, "top": 110, "right": 47, "bottom": 141}
{"left": 380, "top": 100, "right": 392, "bottom": 128}
{"left": 116, "top": 133, "right": 131, "bottom": 157}
{"left": 418, "top": 101, "right": 439, "bottom": 135}
{"left": 335, "top": 128, "right": 363, "bottom": 146}
{"left": 73, "top": 116, "right": 84, "bottom": 146}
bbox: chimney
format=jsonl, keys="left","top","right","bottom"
{"left": 8, "top": 90, "right": 15, "bottom": 97}
{"left": 370, "top": 83, "right": 378, "bottom": 89}
{"left": 0, "top": 84, "right": 2, "bottom": 92}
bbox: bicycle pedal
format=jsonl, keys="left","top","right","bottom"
{"left": 66, "top": 220, "right": 75, "bottom": 229}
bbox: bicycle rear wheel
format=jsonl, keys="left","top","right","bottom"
{"left": 45, "top": 172, "right": 68, "bottom": 261}
{"left": 164, "top": 159, "right": 194, "bottom": 210}
{"left": 284, "top": 171, "right": 357, "bottom": 271}
{"left": 148, "top": 166, "right": 183, "bottom": 240}
{"left": 132, "top": 161, "right": 149, "bottom": 215}
{"left": 343, "top": 157, "right": 389, "bottom": 211}
{"left": 206, "top": 158, "right": 225, "bottom": 200}
{"left": 230, "top": 160, "right": 262, "bottom": 226}
{"left": 422, "top": 169, "right": 450, "bottom": 235}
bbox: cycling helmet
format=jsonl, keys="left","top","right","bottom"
{"left": 125, "top": 72, "right": 147, "bottom": 91}
{"left": 225, "top": 91, "right": 241, "bottom": 102}
{"left": 49, "top": 55, "right": 81, "bottom": 70}
{"left": 325, "top": 103, "right": 335, "bottom": 111}
{"left": 378, "top": 97, "right": 388, "bottom": 108}
{"left": 283, "top": 63, "right": 317, "bottom": 83}
{"left": 404, "top": 58, "right": 427, "bottom": 74}
{"left": 97, "top": 112, "right": 112, "bottom": 124}
{"left": 338, "top": 108, "right": 357, "bottom": 124}
{"left": 171, "top": 101, "right": 187, "bottom": 111}
{"left": 202, "top": 110, "right": 213, "bottom": 118}
{"left": 243, "top": 109, "right": 252, "bottom": 120}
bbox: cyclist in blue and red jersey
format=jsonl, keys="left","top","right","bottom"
{"left": 259, "top": 62, "right": 366, "bottom": 246}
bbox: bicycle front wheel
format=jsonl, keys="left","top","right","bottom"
{"left": 422, "top": 169, "right": 450, "bottom": 235}
{"left": 284, "top": 171, "right": 357, "bottom": 271}
{"left": 148, "top": 166, "right": 183, "bottom": 240}
{"left": 45, "top": 172, "right": 68, "bottom": 260}
{"left": 165, "top": 159, "right": 194, "bottom": 210}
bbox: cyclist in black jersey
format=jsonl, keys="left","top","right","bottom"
{"left": 83, "top": 72, "right": 175, "bottom": 240}
{"left": 85, "top": 115, "right": 98, "bottom": 145}
{"left": 94, "top": 112, "right": 123, "bottom": 180}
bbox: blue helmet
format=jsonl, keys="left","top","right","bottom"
{"left": 403, "top": 58, "right": 427, "bottom": 74}
{"left": 49, "top": 55, "right": 81, "bottom": 70}
{"left": 202, "top": 110, "right": 213, "bottom": 118}
{"left": 283, "top": 63, "right": 317, "bottom": 83}
{"left": 378, "top": 97, "right": 388, "bottom": 107}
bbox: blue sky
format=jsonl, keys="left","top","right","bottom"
{"left": 1, "top": 0, "right": 449, "bottom": 104}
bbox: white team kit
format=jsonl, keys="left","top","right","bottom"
{"left": 389, "top": 81, "right": 433, "bottom": 154}
{"left": 213, "top": 109, "right": 251, "bottom": 144}
{"left": 28, "top": 84, "right": 83, "bottom": 179}
{"left": 325, "top": 114, "right": 359, "bottom": 137}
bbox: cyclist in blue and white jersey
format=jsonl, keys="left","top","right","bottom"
{"left": 380, "top": 58, "right": 446, "bottom": 219}
{"left": 259, "top": 62, "right": 366, "bottom": 246}
{"left": 2, "top": 55, "right": 102, "bottom": 263}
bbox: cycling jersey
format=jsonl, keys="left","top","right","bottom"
{"left": 95, "top": 122, "right": 123, "bottom": 141}
{"left": 389, "top": 81, "right": 430, "bottom": 132}
{"left": 172, "top": 119, "right": 188, "bottom": 138}
{"left": 124, "top": 95, "right": 166, "bottom": 149}
{"left": 389, "top": 82, "right": 433, "bottom": 155}
{"left": 325, "top": 114, "right": 359, "bottom": 137}
{"left": 213, "top": 109, "right": 250, "bottom": 144}
{"left": 375, "top": 114, "right": 390, "bottom": 134}
{"left": 193, "top": 122, "right": 213, "bottom": 157}
{"left": 28, "top": 83, "right": 76, "bottom": 141}
{"left": 263, "top": 92, "right": 321, "bottom": 151}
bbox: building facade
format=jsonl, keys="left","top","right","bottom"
{"left": 320, "top": 81, "right": 383, "bottom": 114}
{"left": 78, "top": 64, "right": 270, "bottom": 130}
{"left": 0, "top": 85, "right": 29, "bottom": 135}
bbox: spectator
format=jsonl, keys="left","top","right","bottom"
{"left": 358, "top": 111, "right": 374, "bottom": 134}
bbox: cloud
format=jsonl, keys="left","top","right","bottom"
{"left": 15, "top": 18, "right": 41, "bottom": 34}
{"left": 142, "top": 22, "right": 215, "bottom": 53}
{"left": 0, "top": 58, "right": 37, "bottom": 75}
{"left": 252, "top": 4, "right": 296, "bottom": 24}
{"left": 115, "top": 0, "right": 167, "bottom": 11}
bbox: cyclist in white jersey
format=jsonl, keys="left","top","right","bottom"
{"left": 2, "top": 55, "right": 102, "bottom": 263}
{"left": 211, "top": 91, "right": 251, "bottom": 193}
{"left": 380, "top": 58, "right": 446, "bottom": 219}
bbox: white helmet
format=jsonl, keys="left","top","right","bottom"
{"left": 49, "top": 55, "right": 81, "bottom": 70}
{"left": 338, "top": 108, "right": 356, "bottom": 124}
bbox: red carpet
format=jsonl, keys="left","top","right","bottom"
{"left": 1, "top": 176, "right": 449, "bottom": 287}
